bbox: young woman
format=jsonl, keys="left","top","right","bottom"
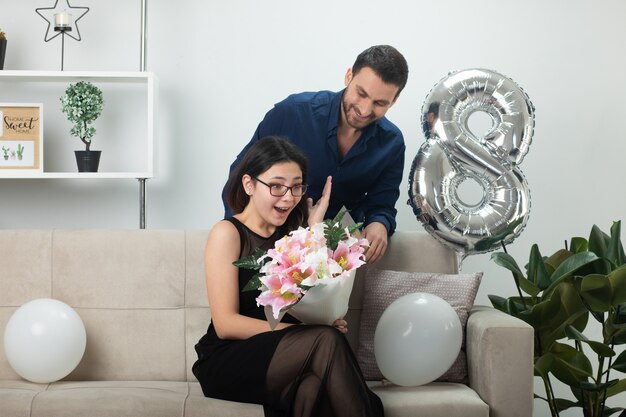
{"left": 193, "top": 136, "right": 384, "bottom": 417}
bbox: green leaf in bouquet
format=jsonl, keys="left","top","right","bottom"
{"left": 323, "top": 207, "right": 363, "bottom": 251}
{"left": 242, "top": 272, "right": 263, "bottom": 292}
{"left": 235, "top": 247, "right": 268, "bottom": 292}
{"left": 233, "top": 247, "right": 267, "bottom": 270}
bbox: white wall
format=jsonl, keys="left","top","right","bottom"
{"left": 2, "top": 0, "right": 626, "bottom": 414}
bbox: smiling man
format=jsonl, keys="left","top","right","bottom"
{"left": 223, "top": 45, "right": 409, "bottom": 263}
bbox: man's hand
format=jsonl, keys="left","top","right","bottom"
{"left": 307, "top": 176, "right": 332, "bottom": 225}
{"left": 362, "top": 222, "right": 388, "bottom": 264}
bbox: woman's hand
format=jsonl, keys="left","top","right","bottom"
{"left": 332, "top": 319, "right": 348, "bottom": 334}
{"left": 307, "top": 176, "right": 332, "bottom": 225}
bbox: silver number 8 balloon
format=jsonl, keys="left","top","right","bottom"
{"left": 409, "top": 68, "right": 535, "bottom": 258}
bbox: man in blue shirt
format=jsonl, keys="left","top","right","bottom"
{"left": 223, "top": 45, "right": 408, "bottom": 263}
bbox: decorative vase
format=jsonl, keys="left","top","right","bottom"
{"left": 0, "top": 39, "right": 6, "bottom": 70}
{"left": 74, "top": 150, "right": 101, "bottom": 172}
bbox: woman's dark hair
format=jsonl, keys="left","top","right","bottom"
{"left": 352, "top": 45, "right": 409, "bottom": 97}
{"left": 226, "top": 136, "right": 309, "bottom": 231}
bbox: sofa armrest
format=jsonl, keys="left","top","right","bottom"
{"left": 466, "top": 305, "right": 534, "bottom": 417}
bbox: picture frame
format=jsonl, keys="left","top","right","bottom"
{"left": 0, "top": 103, "right": 43, "bottom": 172}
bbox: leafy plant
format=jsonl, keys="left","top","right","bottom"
{"left": 16, "top": 144, "right": 24, "bottom": 159}
{"left": 0, "top": 28, "right": 6, "bottom": 40}
{"left": 60, "top": 81, "right": 104, "bottom": 151}
{"left": 490, "top": 221, "right": 626, "bottom": 417}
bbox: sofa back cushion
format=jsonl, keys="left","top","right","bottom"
{"left": 0, "top": 229, "right": 457, "bottom": 383}
{"left": 345, "top": 231, "right": 459, "bottom": 352}
{"left": 0, "top": 230, "right": 211, "bottom": 382}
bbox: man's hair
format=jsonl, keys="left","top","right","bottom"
{"left": 352, "top": 45, "right": 409, "bottom": 97}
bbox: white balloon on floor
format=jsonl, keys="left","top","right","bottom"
{"left": 3, "top": 298, "right": 86, "bottom": 383}
{"left": 374, "top": 292, "right": 462, "bottom": 386}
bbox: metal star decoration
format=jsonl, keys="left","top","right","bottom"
{"left": 35, "top": 0, "right": 89, "bottom": 42}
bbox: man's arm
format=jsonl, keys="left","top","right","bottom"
{"left": 360, "top": 140, "right": 405, "bottom": 234}
{"left": 358, "top": 140, "right": 405, "bottom": 263}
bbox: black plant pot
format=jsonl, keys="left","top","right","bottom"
{"left": 74, "top": 150, "right": 101, "bottom": 172}
{"left": 0, "top": 39, "right": 6, "bottom": 70}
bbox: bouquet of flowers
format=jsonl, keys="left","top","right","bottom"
{"left": 236, "top": 209, "right": 369, "bottom": 328}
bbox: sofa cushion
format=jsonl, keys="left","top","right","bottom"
{"left": 369, "top": 381, "right": 489, "bottom": 417}
{"left": 357, "top": 269, "right": 482, "bottom": 383}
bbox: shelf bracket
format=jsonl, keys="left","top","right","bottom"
{"left": 138, "top": 178, "right": 147, "bottom": 229}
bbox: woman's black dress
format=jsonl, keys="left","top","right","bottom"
{"left": 192, "top": 217, "right": 383, "bottom": 417}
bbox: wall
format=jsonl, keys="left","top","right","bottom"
{"left": 1, "top": 0, "right": 626, "bottom": 414}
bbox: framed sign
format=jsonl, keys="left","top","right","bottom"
{"left": 0, "top": 103, "right": 43, "bottom": 172}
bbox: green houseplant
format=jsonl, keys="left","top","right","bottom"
{"left": 60, "top": 81, "right": 104, "bottom": 172}
{"left": 490, "top": 221, "right": 626, "bottom": 417}
{"left": 0, "top": 28, "right": 7, "bottom": 70}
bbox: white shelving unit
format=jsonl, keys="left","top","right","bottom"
{"left": 0, "top": 70, "right": 157, "bottom": 227}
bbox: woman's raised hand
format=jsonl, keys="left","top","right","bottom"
{"left": 307, "top": 176, "right": 332, "bottom": 225}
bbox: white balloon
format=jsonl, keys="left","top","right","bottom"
{"left": 3, "top": 298, "right": 86, "bottom": 383}
{"left": 374, "top": 293, "right": 462, "bottom": 386}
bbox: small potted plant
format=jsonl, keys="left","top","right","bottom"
{"left": 0, "top": 28, "right": 7, "bottom": 70}
{"left": 60, "top": 81, "right": 104, "bottom": 172}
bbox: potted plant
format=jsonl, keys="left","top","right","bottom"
{"left": 490, "top": 221, "right": 626, "bottom": 417}
{"left": 60, "top": 81, "right": 104, "bottom": 172}
{"left": 0, "top": 28, "right": 6, "bottom": 70}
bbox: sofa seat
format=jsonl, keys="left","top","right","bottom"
{"left": 370, "top": 381, "right": 488, "bottom": 417}
{"left": 0, "top": 379, "right": 488, "bottom": 417}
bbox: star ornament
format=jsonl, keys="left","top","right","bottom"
{"left": 35, "top": 0, "right": 89, "bottom": 42}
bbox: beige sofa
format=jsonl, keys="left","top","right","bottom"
{"left": 0, "top": 229, "right": 533, "bottom": 417}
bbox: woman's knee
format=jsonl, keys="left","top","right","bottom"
{"left": 309, "top": 325, "right": 345, "bottom": 347}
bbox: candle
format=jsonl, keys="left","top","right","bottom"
{"left": 54, "top": 10, "right": 72, "bottom": 28}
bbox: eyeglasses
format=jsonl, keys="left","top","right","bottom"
{"left": 253, "top": 177, "right": 308, "bottom": 197}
